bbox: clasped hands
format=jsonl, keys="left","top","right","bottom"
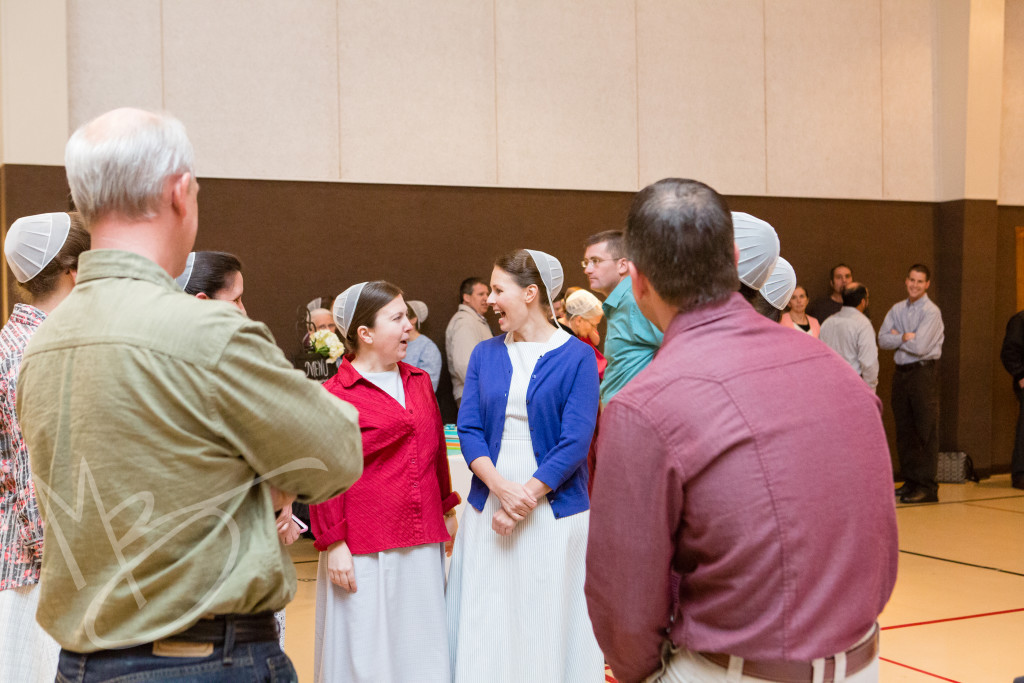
{"left": 491, "top": 479, "right": 538, "bottom": 536}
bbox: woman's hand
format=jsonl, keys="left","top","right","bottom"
{"left": 327, "top": 541, "right": 357, "bottom": 593}
{"left": 492, "top": 508, "right": 516, "bottom": 536}
{"left": 275, "top": 504, "right": 300, "bottom": 546}
{"left": 444, "top": 513, "right": 459, "bottom": 556}
{"left": 269, "top": 486, "right": 296, "bottom": 512}
{"left": 494, "top": 479, "right": 537, "bottom": 521}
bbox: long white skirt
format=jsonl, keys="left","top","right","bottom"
{"left": 446, "top": 434, "right": 604, "bottom": 683}
{"left": 314, "top": 542, "right": 449, "bottom": 683}
{"left": 0, "top": 583, "right": 60, "bottom": 683}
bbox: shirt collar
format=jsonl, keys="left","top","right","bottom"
{"left": 75, "top": 249, "right": 181, "bottom": 291}
{"left": 8, "top": 303, "right": 46, "bottom": 327}
{"left": 458, "top": 303, "right": 487, "bottom": 322}
{"left": 662, "top": 292, "right": 747, "bottom": 344}
{"left": 602, "top": 276, "right": 633, "bottom": 308}
{"left": 907, "top": 294, "right": 930, "bottom": 308}
{"left": 335, "top": 357, "right": 424, "bottom": 389}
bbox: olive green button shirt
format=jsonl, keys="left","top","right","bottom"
{"left": 17, "top": 250, "right": 363, "bottom": 652}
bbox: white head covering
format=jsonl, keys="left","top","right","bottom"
{"left": 760, "top": 257, "right": 796, "bottom": 310}
{"left": 732, "top": 212, "right": 780, "bottom": 290}
{"left": 307, "top": 297, "right": 323, "bottom": 313}
{"left": 407, "top": 300, "right": 428, "bottom": 324}
{"left": 565, "top": 289, "right": 602, "bottom": 320}
{"left": 524, "top": 249, "right": 564, "bottom": 324}
{"left": 174, "top": 252, "right": 196, "bottom": 290}
{"left": 333, "top": 282, "right": 367, "bottom": 338}
{"left": 4, "top": 212, "right": 72, "bottom": 283}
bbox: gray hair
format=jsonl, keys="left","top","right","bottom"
{"left": 65, "top": 108, "right": 195, "bottom": 226}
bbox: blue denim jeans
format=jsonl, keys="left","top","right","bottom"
{"left": 56, "top": 640, "right": 297, "bottom": 683}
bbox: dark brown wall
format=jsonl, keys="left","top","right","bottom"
{"left": 1, "top": 163, "right": 1016, "bottom": 471}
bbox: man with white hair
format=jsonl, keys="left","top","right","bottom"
{"left": 17, "top": 108, "right": 363, "bottom": 680}
{"left": 309, "top": 307, "right": 336, "bottom": 334}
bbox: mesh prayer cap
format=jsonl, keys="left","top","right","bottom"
{"left": 407, "top": 300, "right": 428, "bottom": 323}
{"left": 565, "top": 289, "right": 602, "bottom": 319}
{"left": 524, "top": 249, "right": 564, "bottom": 326}
{"left": 333, "top": 282, "right": 367, "bottom": 338}
{"left": 4, "top": 212, "right": 72, "bottom": 283}
{"left": 760, "top": 257, "right": 797, "bottom": 310}
{"left": 174, "top": 252, "right": 196, "bottom": 290}
{"left": 306, "top": 297, "right": 322, "bottom": 313}
{"left": 732, "top": 212, "right": 780, "bottom": 290}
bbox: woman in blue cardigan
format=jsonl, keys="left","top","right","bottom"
{"left": 446, "top": 249, "right": 603, "bottom": 682}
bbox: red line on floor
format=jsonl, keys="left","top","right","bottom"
{"left": 879, "top": 657, "right": 961, "bottom": 682}
{"left": 882, "top": 606, "right": 1024, "bottom": 630}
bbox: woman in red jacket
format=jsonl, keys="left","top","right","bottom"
{"left": 310, "top": 280, "right": 459, "bottom": 683}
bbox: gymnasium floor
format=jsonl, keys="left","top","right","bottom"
{"left": 283, "top": 473, "right": 1024, "bottom": 682}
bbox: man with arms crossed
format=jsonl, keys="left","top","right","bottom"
{"left": 445, "top": 277, "right": 491, "bottom": 408}
{"left": 820, "top": 282, "right": 879, "bottom": 392}
{"left": 586, "top": 178, "right": 897, "bottom": 683}
{"left": 583, "top": 230, "right": 663, "bottom": 405}
{"left": 18, "top": 108, "right": 363, "bottom": 681}
{"left": 879, "top": 264, "right": 945, "bottom": 504}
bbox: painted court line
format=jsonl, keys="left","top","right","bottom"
{"left": 963, "top": 501, "right": 1024, "bottom": 515}
{"left": 898, "top": 549, "right": 1024, "bottom": 578}
{"left": 882, "top": 606, "right": 1024, "bottom": 630}
{"left": 896, "top": 493, "right": 1024, "bottom": 508}
{"left": 879, "top": 657, "right": 960, "bottom": 682}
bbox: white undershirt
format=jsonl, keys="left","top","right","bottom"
{"left": 361, "top": 367, "right": 405, "bottom": 408}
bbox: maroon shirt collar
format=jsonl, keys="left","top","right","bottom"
{"left": 662, "top": 292, "right": 747, "bottom": 345}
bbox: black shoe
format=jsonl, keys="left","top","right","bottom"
{"left": 895, "top": 483, "right": 913, "bottom": 497}
{"left": 900, "top": 489, "right": 938, "bottom": 504}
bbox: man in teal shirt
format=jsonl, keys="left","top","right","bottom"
{"left": 583, "top": 230, "right": 663, "bottom": 405}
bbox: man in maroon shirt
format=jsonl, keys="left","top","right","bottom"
{"left": 585, "top": 178, "right": 898, "bottom": 683}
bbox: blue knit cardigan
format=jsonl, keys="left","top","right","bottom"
{"left": 457, "top": 332, "right": 599, "bottom": 518}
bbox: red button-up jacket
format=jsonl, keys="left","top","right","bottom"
{"left": 310, "top": 359, "right": 460, "bottom": 554}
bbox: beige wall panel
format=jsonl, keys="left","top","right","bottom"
{"left": 337, "top": 0, "right": 496, "bottom": 186}
{"left": 495, "top": 0, "right": 637, "bottom": 191}
{"left": 1000, "top": 0, "right": 1024, "bottom": 205}
{"left": 162, "top": 0, "right": 340, "bottom": 180}
{"left": 964, "top": 0, "right": 1005, "bottom": 200}
{"left": 637, "top": 0, "right": 765, "bottom": 195}
{"left": 67, "top": 0, "right": 163, "bottom": 131}
{"left": 765, "top": 1, "right": 883, "bottom": 199}
{"left": 880, "top": 0, "right": 936, "bottom": 201}
{"left": 0, "top": 0, "right": 67, "bottom": 165}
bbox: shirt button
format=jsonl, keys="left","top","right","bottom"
{"left": 412, "top": 482, "right": 418, "bottom": 487}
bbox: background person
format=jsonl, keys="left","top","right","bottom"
{"left": 583, "top": 230, "right": 662, "bottom": 406}
{"left": 780, "top": 285, "right": 820, "bottom": 337}
{"left": 879, "top": 264, "right": 945, "bottom": 504}
{"left": 820, "top": 283, "right": 878, "bottom": 392}
{"left": 807, "top": 263, "right": 853, "bottom": 323}
{"left": 447, "top": 249, "right": 602, "bottom": 682}
{"left": 179, "top": 250, "right": 302, "bottom": 645}
{"left": 310, "top": 281, "right": 459, "bottom": 683}
{"left": 405, "top": 299, "right": 442, "bottom": 391}
{"left": 0, "top": 211, "right": 89, "bottom": 683}
{"left": 565, "top": 288, "right": 607, "bottom": 380}
{"left": 1000, "top": 309, "right": 1024, "bottom": 489}
{"left": 445, "top": 277, "right": 492, "bottom": 408}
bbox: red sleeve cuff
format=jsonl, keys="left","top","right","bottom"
{"left": 441, "top": 491, "right": 461, "bottom": 514}
{"left": 312, "top": 519, "right": 348, "bottom": 552}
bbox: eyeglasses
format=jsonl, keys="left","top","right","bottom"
{"left": 581, "top": 257, "right": 623, "bottom": 269}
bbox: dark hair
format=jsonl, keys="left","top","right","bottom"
{"left": 346, "top": 280, "right": 404, "bottom": 355}
{"left": 842, "top": 283, "right": 868, "bottom": 308}
{"left": 908, "top": 263, "right": 931, "bottom": 281}
{"left": 740, "top": 283, "right": 781, "bottom": 321}
{"left": 585, "top": 230, "right": 625, "bottom": 259}
{"left": 406, "top": 303, "right": 421, "bottom": 330}
{"left": 183, "top": 251, "right": 242, "bottom": 297}
{"left": 625, "top": 178, "right": 738, "bottom": 311}
{"left": 459, "top": 277, "right": 486, "bottom": 304}
{"left": 494, "top": 249, "right": 556, "bottom": 326}
{"left": 17, "top": 212, "right": 91, "bottom": 301}
{"left": 829, "top": 263, "right": 852, "bottom": 279}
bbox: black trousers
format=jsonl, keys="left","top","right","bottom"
{"left": 891, "top": 361, "right": 939, "bottom": 494}
{"left": 1013, "top": 391, "right": 1024, "bottom": 479}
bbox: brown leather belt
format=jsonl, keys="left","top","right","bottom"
{"left": 698, "top": 624, "right": 878, "bottom": 683}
